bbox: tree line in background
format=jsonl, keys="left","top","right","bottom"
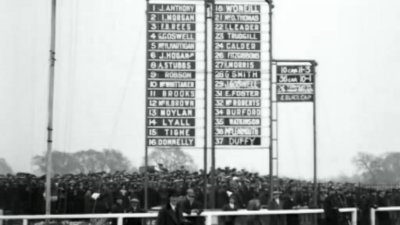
{"left": 0, "top": 150, "right": 399, "bottom": 184}
{"left": 353, "top": 152, "right": 400, "bottom": 184}
{"left": 32, "top": 149, "right": 133, "bottom": 174}
{"left": 0, "top": 148, "right": 197, "bottom": 175}
{"left": 0, "top": 158, "right": 13, "bottom": 174}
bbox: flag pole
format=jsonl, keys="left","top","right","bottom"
{"left": 45, "top": 0, "right": 57, "bottom": 215}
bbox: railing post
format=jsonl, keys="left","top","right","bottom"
{"left": 117, "top": 216, "right": 123, "bottom": 225}
{"left": 205, "top": 214, "right": 212, "bottom": 225}
{"left": 351, "top": 209, "right": 357, "bottom": 225}
{"left": 23, "top": 219, "right": 28, "bottom": 225}
{"left": 0, "top": 209, "right": 3, "bottom": 225}
{"left": 370, "top": 208, "right": 376, "bottom": 225}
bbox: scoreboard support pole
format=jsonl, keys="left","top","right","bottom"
{"left": 203, "top": 0, "right": 212, "bottom": 209}
{"left": 209, "top": 0, "right": 216, "bottom": 209}
{"left": 313, "top": 63, "right": 318, "bottom": 207}
{"left": 144, "top": 0, "right": 150, "bottom": 211}
{"left": 268, "top": 0, "right": 274, "bottom": 201}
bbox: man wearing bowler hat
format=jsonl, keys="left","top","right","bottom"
{"left": 157, "top": 190, "right": 190, "bottom": 225}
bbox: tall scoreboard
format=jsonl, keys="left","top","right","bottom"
{"left": 213, "top": 1, "right": 270, "bottom": 148}
{"left": 146, "top": 0, "right": 271, "bottom": 149}
{"left": 146, "top": 0, "right": 206, "bottom": 147}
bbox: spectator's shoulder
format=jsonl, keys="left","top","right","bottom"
{"left": 159, "top": 204, "right": 170, "bottom": 213}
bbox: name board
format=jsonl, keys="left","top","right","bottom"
{"left": 275, "top": 61, "right": 316, "bottom": 102}
{"left": 146, "top": 1, "right": 205, "bottom": 147}
{"left": 213, "top": 2, "right": 270, "bottom": 147}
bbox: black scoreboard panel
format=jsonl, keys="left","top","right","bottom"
{"left": 213, "top": 2, "right": 269, "bottom": 147}
{"left": 275, "top": 62, "right": 315, "bottom": 102}
{"left": 146, "top": 2, "right": 205, "bottom": 147}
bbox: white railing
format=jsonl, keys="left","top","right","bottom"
{"left": 0, "top": 208, "right": 358, "bottom": 225}
{"left": 0, "top": 213, "right": 157, "bottom": 225}
{"left": 370, "top": 206, "right": 400, "bottom": 225}
{"left": 204, "top": 208, "right": 357, "bottom": 225}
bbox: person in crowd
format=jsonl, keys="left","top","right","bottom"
{"left": 156, "top": 190, "right": 188, "bottom": 225}
{"left": 283, "top": 189, "right": 301, "bottom": 225}
{"left": 111, "top": 195, "right": 127, "bottom": 213}
{"left": 376, "top": 190, "right": 391, "bottom": 225}
{"left": 246, "top": 192, "right": 262, "bottom": 225}
{"left": 204, "top": 184, "right": 214, "bottom": 209}
{"left": 110, "top": 195, "right": 127, "bottom": 225}
{"left": 31, "top": 179, "right": 45, "bottom": 214}
{"left": 216, "top": 180, "right": 229, "bottom": 209}
{"left": 66, "top": 181, "right": 85, "bottom": 214}
{"left": 222, "top": 194, "right": 239, "bottom": 211}
{"left": 179, "top": 188, "right": 204, "bottom": 225}
{"left": 323, "top": 187, "right": 341, "bottom": 225}
{"left": 221, "top": 195, "right": 239, "bottom": 225}
{"left": 317, "top": 187, "right": 328, "bottom": 225}
{"left": 126, "top": 197, "right": 146, "bottom": 225}
{"left": 258, "top": 182, "right": 270, "bottom": 208}
{"left": 136, "top": 181, "right": 159, "bottom": 209}
{"left": 158, "top": 179, "right": 170, "bottom": 207}
{"left": 128, "top": 197, "right": 145, "bottom": 213}
{"left": 229, "top": 179, "right": 245, "bottom": 209}
{"left": 358, "top": 189, "right": 373, "bottom": 225}
{"left": 392, "top": 189, "right": 400, "bottom": 225}
{"left": 268, "top": 191, "right": 285, "bottom": 225}
{"left": 247, "top": 192, "right": 261, "bottom": 211}
{"left": 239, "top": 179, "right": 252, "bottom": 207}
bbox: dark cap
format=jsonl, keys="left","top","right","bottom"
{"left": 168, "top": 189, "right": 180, "bottom": 197}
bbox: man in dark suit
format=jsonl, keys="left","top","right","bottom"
{"left": 221, "top": 195, "right": 239, "bottom": 225}
{"left": 246, "top": 192, "right": 262, "bottom": 225}
{"left": 157, "top": 190, "right": 189, "bottom": 225}
{"left": 283, "top": 191, "right": 300, "bottom": 225}
{"left": 323, "top": 187, "right": 341, "bottom": 225}
{"left": 376, "top": 191, "right": 391, "bottom": 225}
{"left": 110, "top": 196, "right": 127, "bottom": 225}
{"left": 179, "top": 188, "right": 204, "bottom": 225}
{"left": 268, "top": 191, "right": 285, "bottom": 225}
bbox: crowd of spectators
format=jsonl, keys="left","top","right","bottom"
{"left": 0, "top": 167, "right": 400, "bottom": 225}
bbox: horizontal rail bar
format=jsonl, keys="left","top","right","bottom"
{"left": 372, "top": 206, "right": 400, "bottom": 211}
{"left": 0, "top": 213, "right": 158, "bottom": 220}
{"left": 0, "top": 208, "right": 357, "bottom": 219}
{"left": 370, "top": 206, "right": 400, "bottom": 225}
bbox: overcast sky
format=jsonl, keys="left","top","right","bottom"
{"left": 1, "top": 0, "right": 400, "bottom": 179}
